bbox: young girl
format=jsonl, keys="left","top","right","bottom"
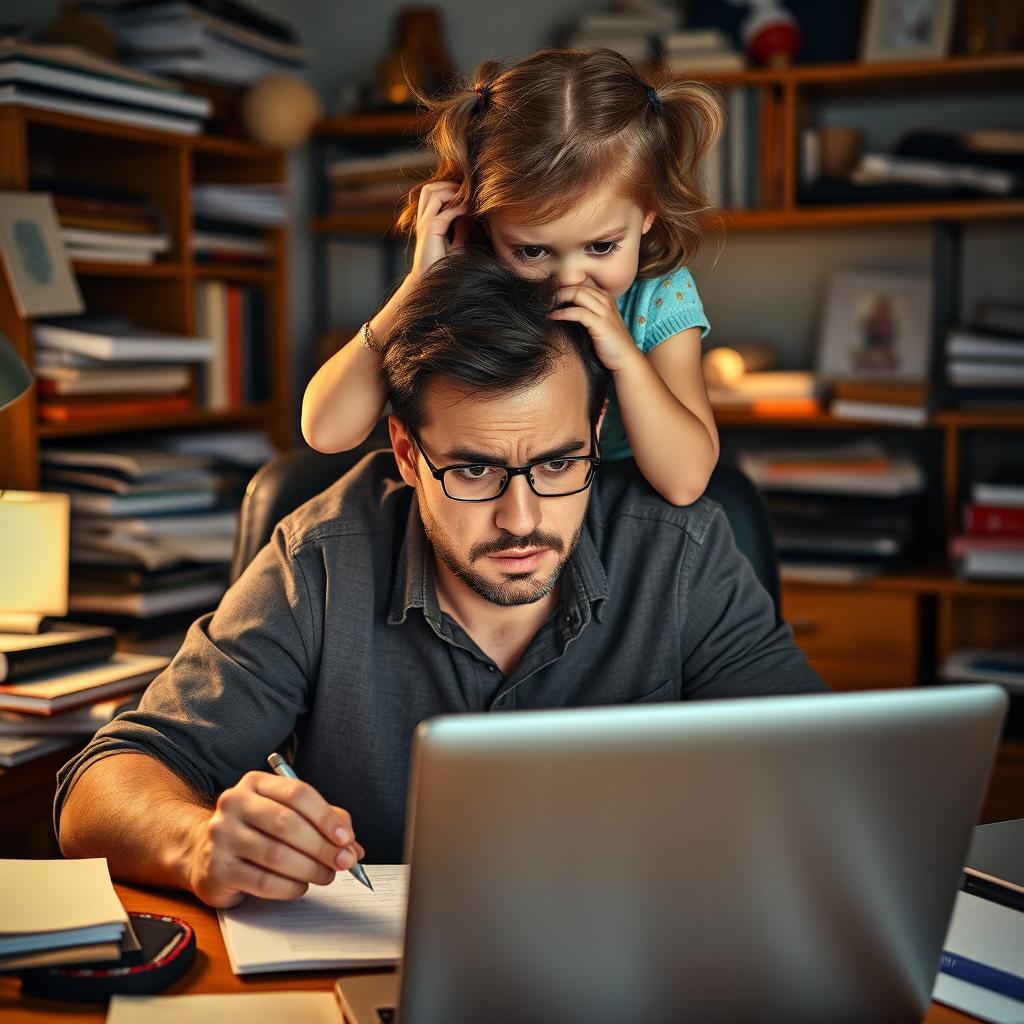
{"left": 302, "top": 48, "right": 724, "bottom": 506}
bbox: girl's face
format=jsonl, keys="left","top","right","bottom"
{"left": 484, "top": 184, "right": 655, "bottom": 300}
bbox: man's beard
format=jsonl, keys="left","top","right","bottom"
{"left": 418, "top": 498, "right": 586, "bottom": 607}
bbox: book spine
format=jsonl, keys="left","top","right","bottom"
{"left": 227, "top": 285, "right": 244, "bottom": 409}
{"left": 939, "top": 951, "right": 1024, "bottom": 1002}
{"left": 967, "top": 504, "right": 1024, "bottom": 536}
{"left": 0, "top": 636, "right": 116, "bottom": 683}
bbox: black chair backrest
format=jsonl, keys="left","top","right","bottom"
{"left": 231, "top": 449, "right": 781, "bottom": 617}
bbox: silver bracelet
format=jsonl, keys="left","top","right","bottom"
{"left": 360, "top": 321, "right": 378, "bottom": 352}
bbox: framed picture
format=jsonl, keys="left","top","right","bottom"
{"left": 0, "top": 192, "right": 83, "bottom": 318}
{"left": 817, "top": 270, "right": 933, "bottom": 382}
{"left": 861, "top": 0, "right": 956, "bottom": 62}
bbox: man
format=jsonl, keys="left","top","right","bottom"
{"left": 57, "top": 249, "right": 824, "bottom": 908}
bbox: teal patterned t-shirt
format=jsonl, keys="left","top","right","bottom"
{"left": 602, "top": 266, "right": 710, "bottom": 461}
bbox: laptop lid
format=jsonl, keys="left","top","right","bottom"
{"left": 397, "top": 685, "right": 1006, "bottom": 1024}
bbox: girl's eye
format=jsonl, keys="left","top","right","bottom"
{"left": 588, "top": 241, "right": 621, "bottom": 256}
{"left": 512, "top": 245, "right": 547, "bottom": 262}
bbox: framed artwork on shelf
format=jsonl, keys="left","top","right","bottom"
{"left": 861, "top": 0, "right": 956, "bottom": 62}
{"left": 0, "top": 192, "right": 83, "bottom": 318}
{"left": 816, "top": 269, "right": 933, "bottom": 382}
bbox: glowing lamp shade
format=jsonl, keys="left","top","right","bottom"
{"left": 0, "top": 491, "right": 70, "bottom": 619}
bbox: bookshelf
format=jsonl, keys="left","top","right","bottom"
{"left": 0, "top": 105, "right": 291, "bottom": 492}
{"left": 308, "top": 59, "right": 1023, "bottom": 821}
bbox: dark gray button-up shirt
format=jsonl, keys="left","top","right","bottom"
{"left": 55, "top": 452, "right": 824, "bottom": 862}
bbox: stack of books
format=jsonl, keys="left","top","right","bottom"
{"left": 0, "top": 624, "right": 167, "bottom": 767}
{"left": 739, "top": 441, "right": 926, "bottom": 583}
{"left": 951, "top": 465, "right": 1024, "bottom": 580}
{"left": 0, "top": 858, "right": 132, "bottom": 970}
{"left": 194, "top": 281, "right": 270, "bottom": 410}
{"left": 192, "top": 184, "right": 287, "bottom": 228}
{"left": 86, "top": 0, "right": 308, "bottom": 87}
{"left": 660, "top": 27, "right": 744, "bottom": 73}
{"left": 41, "top": 447, "right": 236, "bottom": 635}
{"left": 945, "top": 303, "right": 1024, "bottom": 409}
{"left": 0, "top": 38, "right": 209, "bottom": 135}
{"left": 192, "top": 226, "right": 272, "bottom": 265}
{"left": 33, "top": 316, "right": 214, "bottom": 423}
{"left": 941, "top": 648, "right": 1024, "bottom": 695}
{"left": 829, "top": 379, "right": 930, "bottom": 426}
{"left": 34, "top": 178, "right": 172, "bottom": 265}
{"left": 707, "top": 370, "right": 819, "bottom": 416}
{"left": 564, "top": 2, "right": 680, "bottom": 63}
{"left": 326, "top": 150, "right": 436, "bottom": 218}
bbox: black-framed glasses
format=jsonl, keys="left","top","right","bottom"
{"left": 408, "top": 428, "right": 601, "bottom": 502}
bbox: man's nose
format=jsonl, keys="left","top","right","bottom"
{"left": 493, "top": 474, "right": 542, "bottom": 537}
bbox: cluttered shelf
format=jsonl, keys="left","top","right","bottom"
{"left": 726, "top": 198, "right": 1024, "bottom": 229}
{"left": 785, "top": 565, "right": 1024, "bottom": 599}
{"left": 712, "top": 407, "right": 1024, "bottom": 430}
{"left": 35, "top": 402, "right": 277, "bottom": 439}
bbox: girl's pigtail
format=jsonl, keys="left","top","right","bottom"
{"left": 639, "top": 77, "right": 725, "bottom": 274}
{"left": 396, "top": 59, "right": 505, "bottom": 237}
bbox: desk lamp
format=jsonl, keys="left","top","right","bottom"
{"left": 0, "top": 330, "right": 70, "bottom": 633}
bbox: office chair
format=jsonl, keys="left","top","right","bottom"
{"left": 230, "top": 446, "right": 781, "bottom": 617}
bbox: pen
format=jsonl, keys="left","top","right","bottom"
{"left": 939, "top": 950, "right": 1024, "bottom": 1002}
{"left": 266, "top": 752, "right": 373, "bottom": 891}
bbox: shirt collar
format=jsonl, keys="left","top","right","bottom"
{"left": 387, "top": 497, "right": 609, "bottom": 628}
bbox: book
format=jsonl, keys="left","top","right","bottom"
{"left": 0, "top": 625, "right": 115, "bottom": 682}
{"left": 68, "top": 579, "right": 225, "bottom": 618}
{"left": 661, "top": 28, "right": 733, "bottom": 52}
{"left": 951, "top": 536, "right": 1024, "bottom": 579}
{"left": 0, "top": 651, "right": 167, "bottom": 714}
{"left": 662, "top": 51, "right": 745, "bottom": 72}
{"left": 0, "top": 858, "right": 129, "bottom": 965}
{"left": 830, "top": 400, "right": 928, "bottom": 426}
{"left": 37, "top": 394, "right": 192, "bottom": 423}
{"left": 854, "top": 152, "right": 1018, "bottom": 196}
{"left": 965, "top": 503, "right": 1024, "bottom": 536}
{"left": 59, "top": 227, "right": 170, "bottom": 252}
{"left": 66, "top": 488, "right": 218, "bottom": 517}
{"left": 974, "top": 302, "right": 1024, "bottom": 335}
{"left": 0, "top": 83, "right": 201, "bottom": 134}
{"left": 964, "top": 818, "right": 1024, "bottom": 906}
{"left": 106, "top": 993, "right": 340, "bottom": 1024}
{"left": 973, "top": 468, "right": 1024, "bottom": 508}
{"left": 217, "top": 865, "right": 408, "bottom": 974}
{"left": 0, "top": 734, "right": 77, "bottom": 767}
{"left": 0, "top": 54, "right": 211, "bottom": 117}
{"left": 940, "top": 649, "right": 1024, "bottom": 694}
{"left": 66, "top": 247, "right": 155, "bottom": 265}
{"left": 35, "top": 316, "right": 214, "bottom": 362}
{"left": 947, "top": 329, "right": 1024, "bottom": 359}
{"left": 41, "top": 447, "right": 211, "bottom": 477}
{"left": 35, "top": 365, "right": 191, "bottom": 396}
{"left": 71, "top": 509, "right": 236, "bottom": 538}
{"left": 0, "top": 695, "right": 139, "bottom": 736}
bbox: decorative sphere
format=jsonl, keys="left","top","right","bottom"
{"left": 242, "top": 76, "right": 322, "bottom": 149}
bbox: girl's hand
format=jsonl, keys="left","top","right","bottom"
{"left": 410, "top": 180, "right": 470, "bottom": 280}
{"left": 550, "top": 286, "right": 641, "bottom": 374}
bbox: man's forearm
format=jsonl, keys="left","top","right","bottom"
{"left": 58, "top": 752, "right": 211, "bottom": 893}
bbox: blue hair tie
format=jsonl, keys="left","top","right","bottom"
{"left": 646, "top": 86, "right": 662, "bottom": 112}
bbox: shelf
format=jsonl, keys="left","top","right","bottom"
{"left": 713, "top": 407, "right": 1024, "bottom": 430}
{"left": 726, "top": 198, "right": 1024, "bottom": 230}
{"left": 311, "top": 211, "right": 401, "bottom": 236}
{"left": 785, "top": 567, "right": 1024, "bottom": 599}
{"left": 73, "top": 261, "right": 185, "bottom": 278}
{"left": 192, "top": 264, "right": 277, "bottom": 283}
{"left": 315, "top": 111, "right": 423, "bottom": 140}
{"left": 37, "top": 403, "right": 278, "bottom": 439}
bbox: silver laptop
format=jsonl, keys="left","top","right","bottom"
{"left": 336, "top": 685, "right": 1006, "bottom": 1024}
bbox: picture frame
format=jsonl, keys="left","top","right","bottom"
{"left": 861, "top": 0, "right": 956, "bottom": 62}
{"left": 0, "top": 191, "right": 83, "bottom": 318}
{"left": 816, "top": 270, "right": 933, "bottom": 382}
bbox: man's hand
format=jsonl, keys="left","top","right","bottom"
{"left": 549, "top": 285, "right": 642, "bottom": 375}
{"left": 409, "top": 179, "right": 469, "bottom": 280}
{"left": 185, "top": 771, "right": 365, "bottom": 908}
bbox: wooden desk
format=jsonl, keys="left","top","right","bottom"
{"left": 0, "top": 882, "right": 985, "bottom": 1023}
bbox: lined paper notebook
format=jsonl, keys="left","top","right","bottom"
{"left": 217, "top": 865, "right": 407, "bottom": 974}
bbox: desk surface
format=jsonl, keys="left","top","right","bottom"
{"left": 0, "top": 881, "right": 985, "bottom": 1023}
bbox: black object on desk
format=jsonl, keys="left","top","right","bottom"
{"left": 19, "top": 911, "right": 195, "bottom": 1002}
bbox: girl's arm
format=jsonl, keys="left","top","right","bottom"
{"left": 301, "top": 181, "right": 469, "bottom": 453}
{"left": 551, "top": 288, "right": 718, "bottom": 506}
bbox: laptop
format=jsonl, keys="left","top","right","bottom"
{"left": 336, "top": 685, "right": 1006, "bottom": 1024}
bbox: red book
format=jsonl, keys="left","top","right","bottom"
{"left": 37, "top": 394, "right": 191, "bottom": 422}
{"left": 227, "top": 286, "right": 244, "bottom": 409}
{"left": 951, "top": 535, "right": 1024, "bottom": 556}
{"left": 966, "top": 504, "right": 1024, "bottom": 536}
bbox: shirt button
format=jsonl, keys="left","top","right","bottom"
{"left": 487, "top": 665, "right": 495, "bottom": 672}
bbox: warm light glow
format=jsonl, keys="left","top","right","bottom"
{"left": 0, "top": 491, "right": 70, "bottom": 617}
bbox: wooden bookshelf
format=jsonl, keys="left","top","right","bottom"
{"left": 0, "top": 105, "right": 291, "bottom": 491}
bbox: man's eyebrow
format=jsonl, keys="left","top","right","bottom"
{"left": 443, "top": 438, "right": 589, "bottom": 464}
{"left": 504, "top": 226, "right": 629, "bottom": 246}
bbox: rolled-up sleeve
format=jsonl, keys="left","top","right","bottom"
{"left": 53, "top": 521, "right": 318, "bottom": 835}
{"left": 680, "top": 507, "right": 826, "bottom": 698}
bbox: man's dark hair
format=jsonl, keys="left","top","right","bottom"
{"left": 379, "top": 247, "right": 609, "bottom": 431}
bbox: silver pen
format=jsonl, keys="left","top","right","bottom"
{"left": 266, "top": 752, "right": 373, "bottom": 891}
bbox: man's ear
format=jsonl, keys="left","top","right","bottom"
{"left": 388, "top": 415, "right": 419, "bottom": 489}
{"left": 594, "top": 399, "right": 609, "bottom": 442}
{"left": 642, "top": 210, "right": 656, "bottom": 235}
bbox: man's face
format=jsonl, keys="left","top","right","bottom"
{"left": 390, "top": 350, "right": 600, "bottom": 608}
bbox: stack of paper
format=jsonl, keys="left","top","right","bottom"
{"left": 0, "top": 858, "right": 131, "bottom": 970}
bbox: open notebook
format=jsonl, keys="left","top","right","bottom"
{"left": 217, "top": 865, "right": 407, "bottom": 974}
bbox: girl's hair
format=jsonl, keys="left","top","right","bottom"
{"left": 397, "top": 48, "right": 725, "bottom": 277}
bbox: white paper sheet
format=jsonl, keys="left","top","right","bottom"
{"left": 217, "top": 865, "right": 407, "bottom": 974}
{"left": 107, "top": 992, "right": 340, "bottom": 1023}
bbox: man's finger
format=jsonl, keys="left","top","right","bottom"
{"left": 244, "top": 792, "right": 352, "bottom": 871}
{"left": 226, "top": 858, "right": 313, "bottom": 902}
{"left": 233, "top": 823, "right": 338, "bottom": 887}
{"left": 251, "top": 774, "right": 354, "bottom": 846}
